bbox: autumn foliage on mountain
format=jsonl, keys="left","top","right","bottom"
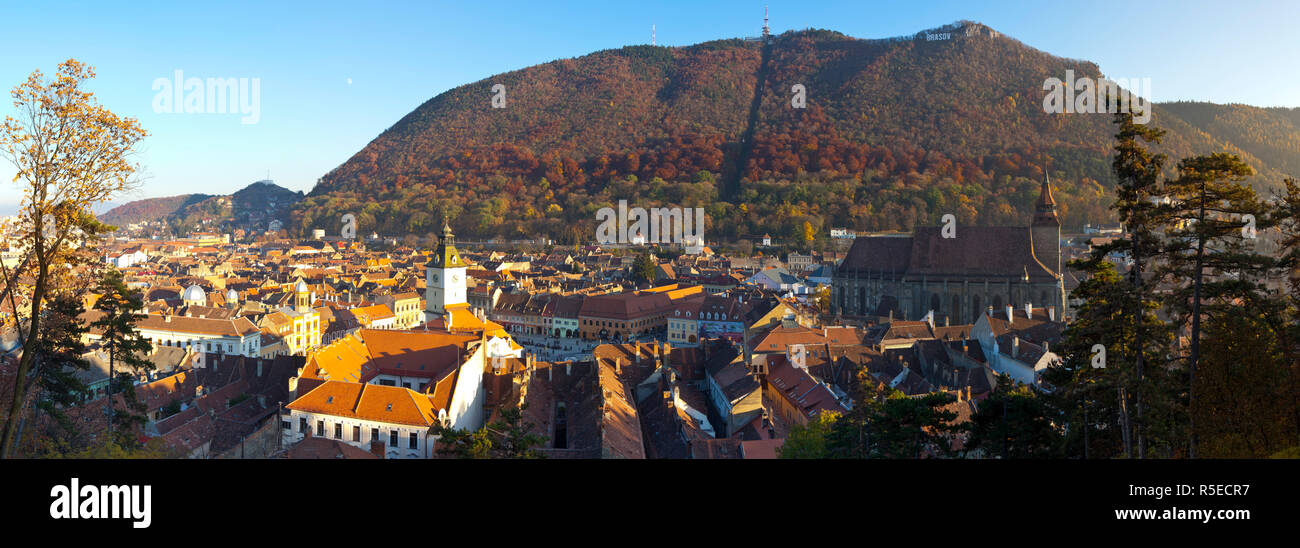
{"left": 292, "top": 22, "right": 1300, "bottom": 244}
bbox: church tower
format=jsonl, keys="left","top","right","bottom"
{"left": 425, "top": 218, "right": 468, "bottom": 323}
{"left": 1031, "top": 174, "right": 1060, "bottom": 276}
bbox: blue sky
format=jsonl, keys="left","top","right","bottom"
{"left": 1, "top": 0, "right": 1296, "bottom": 216}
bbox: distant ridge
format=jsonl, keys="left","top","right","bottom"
{"left": 103, "top": 181, "right": 304, "bottom": 232}
{"left": 192, "top": 21, "right": 1300, "bottom": 241}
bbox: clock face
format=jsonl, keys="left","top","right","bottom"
{"left": 451, "top": 274, "right": 460, "bottom": 283}
{"left": 431, "top": 274, "right": 440, "bottom": 283}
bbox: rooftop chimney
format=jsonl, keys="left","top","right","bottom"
{"left": 615, "top": 357, "right": 622, "bottom": 374}
{"left": 1024, "top": 302, "right": 1033, "bottom": 320}
{"left": 1012, "top": 336, "right": 1020, "bottom": 356}
{"left": 1006, "top": 305, "right": 1014, "bottom": 324}
{"left": 1048, "top": 306, "right": 1056, "bottom": 322}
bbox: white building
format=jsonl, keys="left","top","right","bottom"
{"left": 971, "top": 304, "right": 1061, "bottom": 386}
{"left": 283, "top": 381, "right": 445, "bottom": 459}
{"left": 282, "top": 326, "right": 506, "bottom": 458}
{"left": 130, "top": 314, "right": 263, "bottom": 369}
{"left": 105, "top": 248, "right": 148, "bottom": 269}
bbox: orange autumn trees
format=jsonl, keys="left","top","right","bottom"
{"left": 0, "top": 59, "right": 147, "bottom": 458}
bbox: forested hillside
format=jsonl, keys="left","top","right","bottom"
{"left": 290, "top": 21, "right": 1300, "bottom": 244}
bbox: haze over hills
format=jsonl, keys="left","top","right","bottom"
{"left": 101, "top": 181, "right": 304, "bottom": 233}
{"left": 110, "top": 21, "right": 1300, "bottom": 244}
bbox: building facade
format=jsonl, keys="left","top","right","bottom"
{"left": 832, "top": 176, "right": 1065, "bottom": 325}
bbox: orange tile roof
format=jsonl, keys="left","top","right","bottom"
{"left": 426, "top": 306, "right": 512, "bottom": 339}
{"left": 749, "top": 325, "right": 830, "bottom": 352}
{"left": 287, "top": 381, "right": 440, "bottom": 427}
{"left": 302, "top": 328, "right": 480, "bottom": 385}
{"left": 304, "top": 332, "right": 376, "bottom": 383}
{"left": 352, "top": 304, "right": 395, "bottom": 322}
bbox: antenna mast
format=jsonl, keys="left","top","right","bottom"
{"left": 652, "top": 23, "right": 656, "bottom": 46}
{"left": 763, "top": 6, "right": 770, "bottom": 37}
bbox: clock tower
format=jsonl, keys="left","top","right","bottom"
{"left": 425, "top": 218, "right": 468, "bottom": 322}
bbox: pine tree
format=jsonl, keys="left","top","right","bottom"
{"left": 828, "top": 374, "right": 959, "bottom": 459}
{"left": 632, "top": 252, "right": 656, "bottom": 284}
{"left": 90, "top": 269, "right": 155, "bottom": 447}
{"left": 1102, "top": 111, "right": 1170, "bottom": 458}
{"left": 17, "top": 295, "right": 92, "bottom": 446}
{"left": 433, "top": 403, "right": 547, "bottom": 459}
{"left": 966, "top": 374, "right": 1061, "bottom": 458}
{"left": 779, "top": 411, "right": 839, "bottom": 458}
{"left": 867, "top": 391, "right": 960, "bottom": 459}
{"left": 1049, "top": 246, "right": 1176, "bottom": 458}
{"left": 1157, "top": 152, "right": 1263, "bottom": 457}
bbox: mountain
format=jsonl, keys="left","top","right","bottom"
{"left": 100, "top": 194, "right": 212, "bottom": 225}
{"left": 102, "top": 181, "right": 304, "bottom": 233}
{"left": 294, "top": 21, "right": 1300, "bottom": 243}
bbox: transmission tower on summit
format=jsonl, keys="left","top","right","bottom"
{"left": 762, "top": 5, "right": 770, "bottom": 37}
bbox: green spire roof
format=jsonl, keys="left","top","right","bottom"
{"left": 433, "top": 217, "right": 463, "bottom": 268}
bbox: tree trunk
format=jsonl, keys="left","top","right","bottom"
{"left": 1189, "top": 189, "right": 1207, "bottom": 459}
{"left": 1133, "top": 230, "right": 1146, "bottom": 459}
{"left": 1119, "top": 386, "right": 1132, "bottom": 458}
{"left": 0, "top": 243, "right": 47, "bottom": 459}
{"left": 1083, "top": 396, "right": 1090, "bottom": 459}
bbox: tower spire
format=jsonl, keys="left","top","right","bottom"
{"left": 763, "top": 6, "right": 770, "bottom": 37}
{"left": 1038, "top": 173, "right": 1056, "bottom": 208}
{"left": 1033, "top": 172, "right": 1058, "bottom": 225}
